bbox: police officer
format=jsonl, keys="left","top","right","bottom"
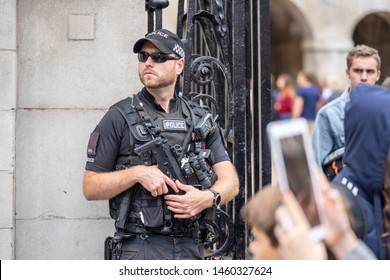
{"left": 83, "top": 29, "right": 239, "bottom": 260}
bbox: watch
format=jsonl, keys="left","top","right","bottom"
{"left": 209, "top": 189, "right": 221, "bottom": 207}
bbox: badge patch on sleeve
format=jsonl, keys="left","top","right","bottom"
{"left": 87, "top": 132, "right": 99, "bottom": 156}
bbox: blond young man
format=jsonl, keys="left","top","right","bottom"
{"left": 312, "top": 45, "right": 381, "bottom": 171}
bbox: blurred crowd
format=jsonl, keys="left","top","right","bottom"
{"left": 242, "top": 44, "right": 390, "bottom": 260}
{"left": 271, "top": 71, "right": 344, "bottom": 128}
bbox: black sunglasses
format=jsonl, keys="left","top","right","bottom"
{"left": 138, "top": 52, "right": 179, "bottom": 63}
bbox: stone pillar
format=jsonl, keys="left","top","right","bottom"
{"left": 302, "top": 38, "right": 354, "bottom": 85}
{"left": 0, "top": 0, "right": 17, "bottom": 260}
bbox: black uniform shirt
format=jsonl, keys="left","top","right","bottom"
{"left": 85, "top": 88, "right": 230, "bottom": 173}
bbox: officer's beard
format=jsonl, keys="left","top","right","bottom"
{"left": 139, "top": 68, "right": 176, "bottom": 89}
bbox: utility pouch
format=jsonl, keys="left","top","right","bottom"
{"left": 204, "top": 206, "right": 216, "bottom": 221}
{"left": 139, "top": 189, "right": 164, "bottom": 228}
{"left": 195, "top": 113, "right": 215, "bottom": 139}
{"left": 104, "top": 236, "right": 115, "bottom": 260}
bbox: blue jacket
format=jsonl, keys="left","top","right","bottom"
{"left": 334, "top": 84, "right": 390, "bottom": 259}
{"left": 313, "top": 89, "right": 349, "bottom": 166}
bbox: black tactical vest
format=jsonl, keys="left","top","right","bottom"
{"left": 108, "top": 92, "right": 209, "bottom": 230}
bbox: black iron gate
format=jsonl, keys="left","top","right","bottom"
{"left": 144, "top": 0, "right": 271, "bottom": 259}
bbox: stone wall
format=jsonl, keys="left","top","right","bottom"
{"left": 0, "top": 0, "right": 16, "bottom": 260}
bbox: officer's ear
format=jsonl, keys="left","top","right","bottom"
{"left": 176, "top": 58, "right": 185, "bottom": 75}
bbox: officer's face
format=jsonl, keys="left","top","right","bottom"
{"left": 138, "top": 42, "right": 184, "bottom": 90}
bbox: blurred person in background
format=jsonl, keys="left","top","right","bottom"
{"left": 274, "top": 175, "right": 376, "bottom": 260}
{"left": 241, "top": 185, "right": 283, "bottom": 260}
{"left": 292, "top": 70, "right": 321, "bottom": 132}
{"left": 382, "top": 76, "right": 390, "bottom": 89}
{"left": 274, "top": 73, "right": 296, "bottom": 120}
{"left": 324, "top": 74, "right": 344, "bottom": 104}
{"left": 241, "top": 176, "right": 374, "bottom": 259}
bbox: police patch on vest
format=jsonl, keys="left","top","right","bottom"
{"left": 163, "top": 119, "right": 187, "bottom": 131}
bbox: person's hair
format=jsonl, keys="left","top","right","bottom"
{"left": 346, "top": 44, "right": 381, "bottom": 70}
{"left": 277, "top": 73, "right": 294, "bottom": 87}
{"left": 382, "top": 77, "right": 390, "bottom": 89}
{"left": 382, "top": 153, "right": 390, "bottom": 256}
{"left": 277, "top": 73, "right": 296, "bottom": 99}
{"left": 241, "top": 185, "right": 280, "bottom": 247}
{"left": 326, "top": 74, "right": 344, "bottom": 93}
{"left": 306, "top": 72, "right": 321, "bottom": 90}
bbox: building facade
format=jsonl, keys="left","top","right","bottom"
{"left": 1, "top": 0, "right": 390, "bottom": 259}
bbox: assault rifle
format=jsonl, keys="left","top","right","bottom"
{"left": 135, "top": 136, "right": 216, "bottom": 191}
{"left": 134, "top": 136, "right": 234, "bottom": 257}
{"left": 134, "top": 136, "right": 187, "bottom": 193}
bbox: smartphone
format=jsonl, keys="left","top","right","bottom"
{"left": 267, "top": 118, "right": 326, "bottom": 241}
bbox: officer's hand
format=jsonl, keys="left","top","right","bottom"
{"left": 164, "top": 181, "right": 211, "bottom": 219}
{"left": 137, "top": 165, "right": 179, "bottom": 196}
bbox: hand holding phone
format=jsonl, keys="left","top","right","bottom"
{"left": 267, "top": 118, "right": 326, "bottom": 241}
{"left": 274, "top": 191, "right": 328, "bottom": 259}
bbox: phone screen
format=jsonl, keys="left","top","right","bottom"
{"left": 279, "top": 134, "right": 321, "bottom": 227}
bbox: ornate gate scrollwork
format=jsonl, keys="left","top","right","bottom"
{"left": 144, "top": 0, "right": 271, "bottom": 259}
{"left": 188, "top": 55, "right": 233, "bottom": 138}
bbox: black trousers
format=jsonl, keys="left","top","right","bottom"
{"left": 119, "top": 233, "right": 204, "bottom": 260}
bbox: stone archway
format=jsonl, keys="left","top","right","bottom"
{"left": 353, "top": 12, "right": 390, "bottom": 83}
{"left": 270, "top": 0, "right": 312, "bottom": 79}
